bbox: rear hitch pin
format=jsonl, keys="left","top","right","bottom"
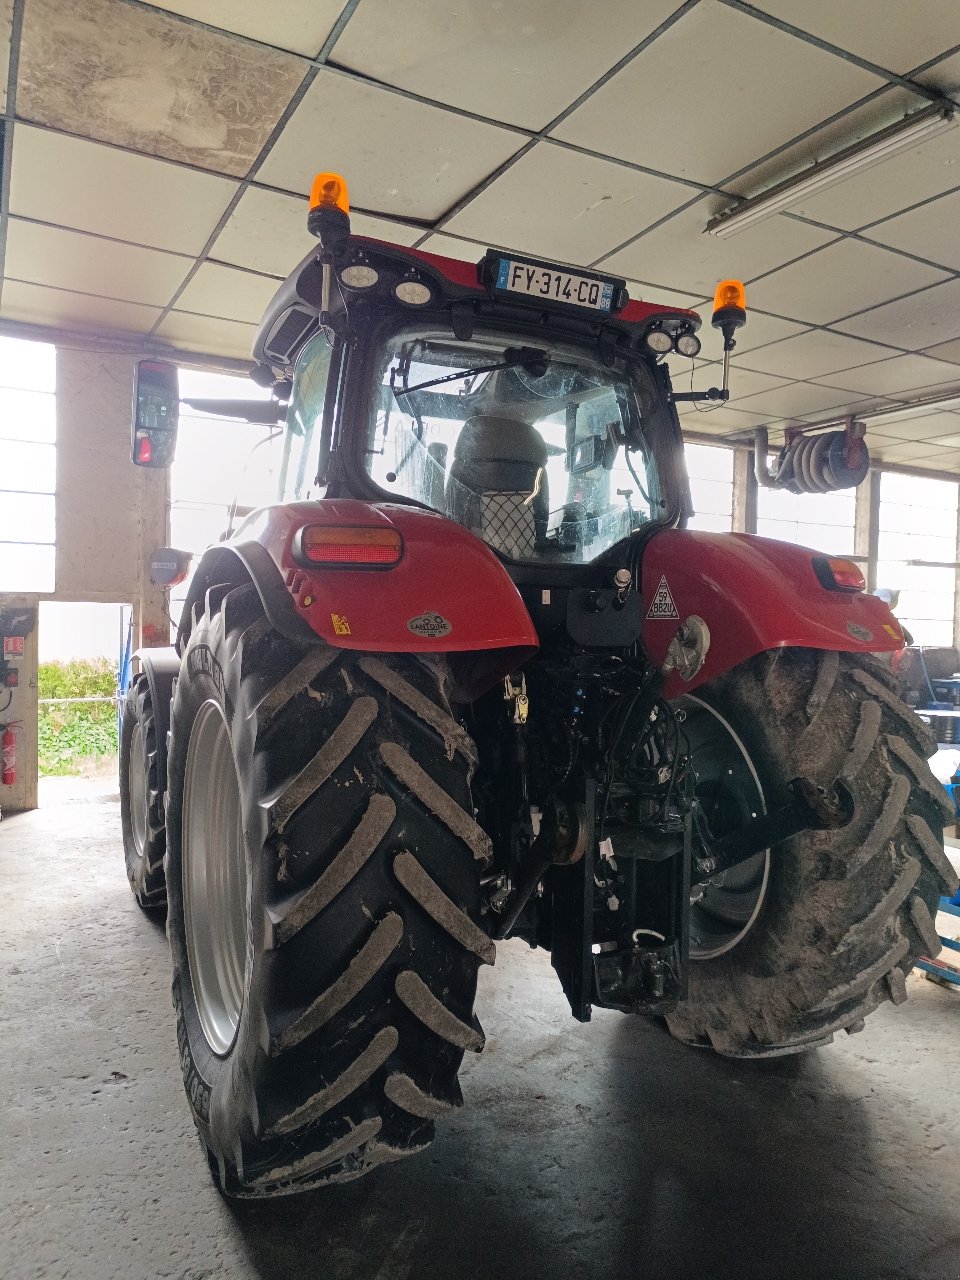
{"left": 504, "top": 673, "right": 529, "bottom": 725}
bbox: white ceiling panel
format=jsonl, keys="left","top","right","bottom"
{"left": 737, "top": 330, "right": 894, "bottom": 380}
{"left": 0, "top": 278, "right": 162, "bottom": 333}
{"left": 736, "top": 382, "right": 862, "bottom": 418}
{"left": 8, "top": 126, "right": 238, "bottom": 254}
{"left": 145, "top": 0, "right": 344, "bottom": 57}
{"left": 154, "top": 309, "right": 258, "bottom": 359}
{"left": 4, "top": 219, "right": 193, "bottom": 306}
{"left": 551, "top": 2, "right": 885, "bottom": 185}
{"left": 750, "top": 1, "right": 960, "bottom": 74}
{"left": 444, "top": 143, "right": 693, "bottom": 266}
{"left": 257, "top": 68, "right": 523, "bottom": 220}
{"left": 212, "top": 187, "right": 424, "bottom": 278}
{"left": 815, "top": 353, "right": 960, "bottom": 397}
{"left": 746, "top": 239, "right": 950, "bottom": 325}
{"left": 865, "top": 189, "right": 960, "bottom": 272}
{"left": 17, "top": 0, "right": 307, "bottom": 178}
{"left": 417, "top": 233, "right": 492, "bottom": 261}
{"left": 677, "top": 404, "right": 774, "bottom": 433}
{"left": 174, "top": 262, "right": 280, "bottom": 323}
{"left": 599, "top": 200, "right": 837, "bottom": 297}
{"left": 782, "top": 124, "right": 960, "bottom": 230}
{"left": 840, "top": 277, "right": 960, "bottom": 349}
{"left": 720, "top": 367, "right": 792, "bottom": 402}
{"left": 917, "top": 49, "right": 960, "bottom": 97}
{"left": 622, "top": 281, "right": 708, "bottom": 311}
{"left": 0, "top": 0, "right": 12, "bottom": 114}
{"left": 925, "top": 337, "right": 960, "bottom": 366}
{"left": 333, "top": 0, "right": 679, "bottom": 130}
{"left": 723, "top": 311, "right": 810, "bottom": 355}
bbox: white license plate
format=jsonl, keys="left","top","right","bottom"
{"left": 495, "top": 259, "right": 615, "bottom": 312}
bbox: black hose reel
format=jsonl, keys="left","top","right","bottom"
{"left": 755, "top": 418, "right": 870, "bottom": 494}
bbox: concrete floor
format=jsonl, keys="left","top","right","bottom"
{"left": 1, "top": 780, "right": 959, "bottom": 1280}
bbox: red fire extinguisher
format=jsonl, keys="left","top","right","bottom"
{"left": 1, "top": 725, "right": 15, "bottom": 785}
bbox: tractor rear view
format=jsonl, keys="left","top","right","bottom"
{"left": 120, "top": 172, "right": 958, "bottom": 1196}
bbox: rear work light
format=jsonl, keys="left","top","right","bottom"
{"left": 813, "top": 556, "right": 866, "bottom": 592}
{"left": 297, "top": 525, "right": 403, "bottom": 567}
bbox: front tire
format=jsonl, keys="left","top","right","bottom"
{"left": 165, "top": 584, "right": 492, "bottom": 1196}
{"left": 119, "top": 672, "right": 167, "bottom": 909}
{"left": 668, "top": 647, "right": 959, "bottom": 1058}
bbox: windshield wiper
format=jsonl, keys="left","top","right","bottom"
{"left": 394, "top": 346, "right": 549, "bottom": 398}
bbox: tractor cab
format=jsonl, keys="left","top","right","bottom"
{"left": 251, "top": 173, "right": 727, "bottom": 576}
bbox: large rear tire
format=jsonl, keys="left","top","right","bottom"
{"left": 668, "top": 647, "right": 959, "bottom": 1058}
{"left": 119, "top": 672, "right": 167, "bottom": 909}
{"left": 165, "top": 584, "right": 492, "bottom": 1196}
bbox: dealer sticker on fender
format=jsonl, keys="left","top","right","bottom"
{"left": 407, "top": 611, "right": 452, "bottom": 639}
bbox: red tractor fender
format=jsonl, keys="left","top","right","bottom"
{"left": 641, "top": 529, "right": 905, "bottom": 697}
{"left": 182, "top": 501, "right": 538, "bottom": 697}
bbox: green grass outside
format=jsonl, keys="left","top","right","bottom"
{"left": 38, "top": 657, "right": 119, "bottom": 776}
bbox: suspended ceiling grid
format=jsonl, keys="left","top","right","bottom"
{"left": 1, "top": 0, "right": 960, "bottom": 468}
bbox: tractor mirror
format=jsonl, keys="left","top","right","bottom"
{"left": 132, "top": 360, "right": 179, "bottom": 468}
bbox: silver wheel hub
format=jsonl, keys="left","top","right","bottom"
{"left": 681, "top": 696, "right": 770, "bottom": 961}
{"left": 182, "top": 700, "right": 248, "bottom": 1056}
{"left": 129, "top": 721, "right": 148, "bottom": 858}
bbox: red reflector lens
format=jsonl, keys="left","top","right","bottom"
{"left": 136, "top": 436, "right": 152, "bottom": 464}
{"left": 826, "top": 558, "right": 865, "bottom": 591}
{"left": 300, "top": 525, "right": 402, "bottom": 566}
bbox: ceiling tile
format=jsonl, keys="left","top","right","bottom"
{"left": 737, "top": 330, "right": 894, "bottom": 380}
{"left": 334, "top": 0, "right": 679, "bottom": 130}
{"left": 726, "top": 310, "right": 811, "bottom": 355}
{"left": 174, "top": 262, "right": 280, "bottom": 323}
{"left": 4, "top": 219, "right": 193, "bottom": 307}
{"left": 444, "top": 142, "right": 693, "bottom": 265}
{"left": 154, "top": 310, "right": 257, "bottom": 360}
{"left": 257, "top": 68, "right": 523, "bottom": 220}
{"left": 814, "top": 353, "right": 960, "bottom": 397}
{"left": 622, "top": 280, "right": 708, "bottom": 311}
{"left": 0, "top": 279, "right": 161, "bottom": 334}
{"left": 418, "top": 233, "right": 491, "bottom": 261}
{"left": 917, "top": 49, "right": 960, "bottom": 97}
{"left": 599, "top": 199, "right": 836, "bottom": 297}
{"left": 865, "top": 189, "right": 960, "bottom": 272}
{"left": 778, "top": 122, "right": 960, "bottom": 230}
{"left": 840, "top": 277, "right": 960, "bottom": 349}
{"left": 213, "top": 187, "right": 424, "bottom": 278}
{"left": 925, "top": 337, "right": 960, "bottom": 366}
{"left": 551, "top": 2, "right": 884, "bottom": 185}
{"left": 0, "top": 0, "right": 12, "bottom": 114}
{"left": 721, "top": 367, "right": 792, "bottom": 402}
{"left": 736, "top": 382, "right": 862, "bottom": 417}
{"left": 872, "top": 440, "right": 946, "bottom": 461}
{"left": 746, "top": 239, "right": 950, "bottom": 325}
{"left": 749, "top": 1, "right": 960, "bottom": 74}
{"left": 677, "top": 404, "right": 773, "bottom": 433}
{"left": 146, "top": 0, "right": 344, "bottom": 56}
{"left": 17, "top": 0, "right": 306, "bottom": 178}
{"left": 9, "top": 125, "right": 238, "bottom": 254}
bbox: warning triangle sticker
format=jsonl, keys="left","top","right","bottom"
{"left": 646, "top": 574, "right": 679, "bottom": 621}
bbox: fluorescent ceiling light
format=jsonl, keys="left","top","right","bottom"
{"left": 706, "top": 103, "right": 957, "bottom": 239}
{"left": 862, "top": 392, "right": 960, "bottom": 425}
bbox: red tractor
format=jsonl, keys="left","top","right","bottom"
{"left": 120, "top": 173, "right": 957, "bottom": 1197}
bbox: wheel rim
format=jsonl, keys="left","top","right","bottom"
{"left": 681, "top": 695, "right": 770, "bottom": 961}
{"left": 182, "top": 700, "right": 247, "bottom": 1056}
{"left": 129, "top": 721, "right": 148, "bottom": 859}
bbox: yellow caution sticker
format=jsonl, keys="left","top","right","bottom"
{"left": 331, "top": 613, "right": 352, "bottom": 636}
{"left": 883, "top": 623, "right": 902, "bottom": 639}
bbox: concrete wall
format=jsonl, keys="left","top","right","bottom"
{"left": 55, "top": 348, "right": 169, "bottom": 645}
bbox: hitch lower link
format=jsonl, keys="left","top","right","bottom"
{"left": 694, "top": 776, "right": 855, "bottom": 878}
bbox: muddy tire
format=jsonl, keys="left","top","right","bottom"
{"left": 668, "top": 647, "right": 959, "bottom": 1058}
{"left": 120, "top": 672, "right": 167, "bottom": 909}
{"left": 164, "top": 584, "right": 492, "bottom": 1197}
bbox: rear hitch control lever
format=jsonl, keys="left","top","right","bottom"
{"left": 695, "top": 776, "right": 855, "bottom": 878}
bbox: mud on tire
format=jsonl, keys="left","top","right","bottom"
{"left": 668, "top": 647, "right": 959, "bottom": 1058}
{"left": 120, "top": 672, "right": 167, "bottom": 909}
{"left": 165, "top": 584, "right": 492, "bottom": 1196}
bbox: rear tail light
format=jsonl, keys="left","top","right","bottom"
{"left": 296, "top": 525, "right": 403, "bottom": 567}
{"left": 813, "top": 556, "right": 865, "bottom": 592}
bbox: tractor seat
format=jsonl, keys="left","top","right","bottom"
{"left": 447, "top": 414, "right": 549, "bottom": 559}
